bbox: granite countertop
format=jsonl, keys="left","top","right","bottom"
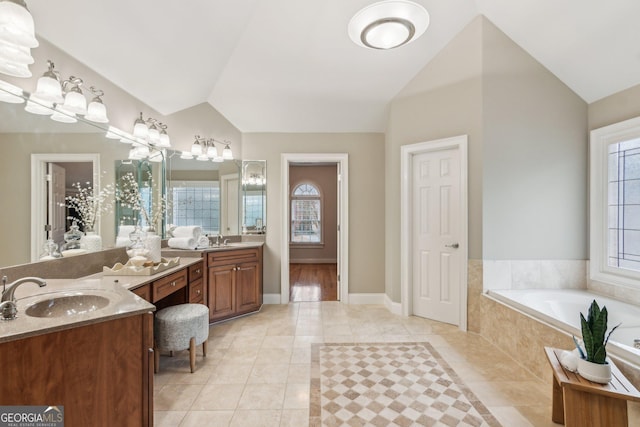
{"left": 162, "top": 241, "right": 264, "bottom": 258}
{"left": 0, "top": 257, "right": 202, "bottom": 344}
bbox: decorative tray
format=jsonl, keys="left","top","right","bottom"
{"left": 103, "top": 257, "right": 180, "bottom": 276}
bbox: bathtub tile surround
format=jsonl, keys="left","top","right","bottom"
{"left": 467, "top": 259, "right": 483, "bottom": 333}
{"left": 483, "top": 259, "right": 587, "bottom": 291}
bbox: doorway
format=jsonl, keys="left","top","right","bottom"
{"left": 31, "top": 153, "right": 99, "bottom": 262}
{"left": 400, "top": 136, "right": 468, "bottom": 330}
{"left": 288, "top": 163, "right": 338, "bottom": 302}
{"left": 280, "top": 153, "right": 349, "bottom": 304}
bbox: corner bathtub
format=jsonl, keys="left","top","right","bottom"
{"left": 486, "top": 289, "right": 640, "bottom": 366}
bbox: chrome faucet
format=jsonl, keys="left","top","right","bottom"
{"left": 1, "top": 276, "right": 47, "bottom": 321}
{"left": 215, "top": 234, "right": 224, "bottom": 247}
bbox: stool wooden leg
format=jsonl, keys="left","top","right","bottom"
{"left": 169, "top": 350, "right": 174, "bottom": 357}
{"left": 189, "top": 337, "right": 196, "bottom": 373}
{"left": 203, "top": 341, "right": 207, "bottom": 358}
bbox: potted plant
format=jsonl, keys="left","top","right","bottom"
{"left": 576, "top": 299, "right": 620, "bottom": 384}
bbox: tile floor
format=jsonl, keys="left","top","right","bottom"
{"left": 153, "top": 302, "right": 556, "bottom": 427}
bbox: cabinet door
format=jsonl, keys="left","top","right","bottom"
{"left": 236, "top": 261, "right": 260, "bottom": 315}
{"left": 208, "top": 265, "right": 235, "bottom": 321}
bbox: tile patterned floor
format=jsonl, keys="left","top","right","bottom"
{"left": 311, "top": 342, "right": 502, "bottom": 426}
{"left": 153, "top": 302, "right": 557, "bottom": 427}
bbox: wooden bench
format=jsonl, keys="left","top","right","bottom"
{"left": 545, "top": 347, "right": 640, "bottom": 426}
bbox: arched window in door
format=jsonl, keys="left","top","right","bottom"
{"left": 291, "top": 183, "right": 322, "bottom": 243}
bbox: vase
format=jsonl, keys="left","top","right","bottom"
{"left": 145, "top": 230, "right": 162, "bottom": 264}
{"left": 81, "top": 230, "right": 102, "bottom": 253}
{"left": 577, "top": 358, "right": 611, "bottom": 384}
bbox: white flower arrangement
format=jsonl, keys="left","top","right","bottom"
{"left": 116, "top": 172, "right": 168, "bottom": 231}
{"left": 65, "top": 181, "right": 115, "bottom": 231}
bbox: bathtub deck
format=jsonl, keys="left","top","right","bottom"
{"left": 545, "top": 347, "right": 640, "bottom": 426}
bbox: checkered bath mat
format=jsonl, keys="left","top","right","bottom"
{"left": 310, "top": 342, "right": 502, "bottom": 427}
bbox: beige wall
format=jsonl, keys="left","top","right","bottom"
{"left": 242, "top": 133, "right": 385, "bottom": 296}
{"left": 481, "top": 19, "right": 588, "bottom": 260}
{"left": 385, "top": 17, "right": 484, "bottom": 302}
{"left": 588, "top": 83, "right": 640, "bottom": 131}
{"left": 289, "top": 165, "right": 338, "bottom": 263}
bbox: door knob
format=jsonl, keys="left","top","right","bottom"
{"left": 445, "top": 243, "right": 459, "bottom": 249}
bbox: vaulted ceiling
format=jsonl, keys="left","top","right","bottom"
{"left": 28, "top": 0, "right": 640, "bottom": 133}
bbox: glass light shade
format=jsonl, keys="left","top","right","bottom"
{"left": 363, "top": 20, "right": 411, "bottom": 49}
{"left": 85, "top": 98, "right": 109, "bottom": 123}
{"left": 0, "top": 39, "right": 33, "bottom": 65}
{"left": 348, "top": 0, "right": 429, "bottom": 50}
{"left": 222, "top": 144, "right": 233, "bottom": 160}
{"left": 0, "top": 79, "right": 24, "bottom": 103}
{"left": 133, "top": 114, "right": 148, "bottom": 138}
{"left": 206, "top": 144, "right": 218, "bottom": 159}
{"left": 158, "top": 131, "right": 171, "bottom": 147}
{"left": 0, "top": 1, "right": 39, "bottom": 48}
{"left": 148, "top": 125, "right": 160, "bottom": 143}
{"left": 62, "top": 89, "right": 87, "bottom": 115}
{"left": 0, "top": 58, "right": 30, "bottom": 77}
{"left": 33, "top": 74, "right": 63, "bottom": 103}
{"left": 148, "top": 149, "right": 165, "bottom": 163}
{"left": 50, "top": 105, "right": 77, "bottom": 123}
{"left": 128, "top": 147, "right": 145, "bottom": 160}
{"left": 24, "top": 95, "right": 53, "bottom": 115}
{"left": 180, "top": 151, "right": 193, "bottom": 159}
{"left": 196, "top": 153, "right": 209, "bottom": 161}
{"left": 191, "top": 140, "right": 202, "bottom": 156}
{"left": 212, "top": 156, "right": 224, "bottom": 163}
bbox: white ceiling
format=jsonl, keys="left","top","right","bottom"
{"left": 27, "top": 0, "right": 640, "bottom": 133}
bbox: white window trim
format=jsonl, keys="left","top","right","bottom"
{"left": 590, "top": 116, "right": 640, "bottom": 287}
{"left": 290, "top": 183, "right": 323, "bottom": 245}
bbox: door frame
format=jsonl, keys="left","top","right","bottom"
{"left": 31, "top": 153, "right": 100, "bottom": 262}
{"left": 400, "top": 136, "right": 468, "bottom": 330}
{"left": 281, "top": 153, "right": 349, "bottom": 304}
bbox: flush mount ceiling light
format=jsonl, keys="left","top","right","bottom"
{"left": 348, "top": 0, "right": 429, "bottom": 50}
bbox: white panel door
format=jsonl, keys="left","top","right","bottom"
{"left": 412, "top": 148, "right": 461, "bottom": 325}
{"left": 48, "top": 162, "right": 66, "bottom": 246}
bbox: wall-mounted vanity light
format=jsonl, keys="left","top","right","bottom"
{"left": 0, "top": 0, "right": 38, "bottom": 78}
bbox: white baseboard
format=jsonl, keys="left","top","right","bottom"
{"left": 290, "top": 259, "right": 337, "bottom": 264}
{"left": 263, "top": 294, "right": 282, "bottom": 304}
{"left": 347, "top": 293, "right": 385, "bottom": 305}
{"left": 384, "top": 294, "right": 403, "bottom": 316}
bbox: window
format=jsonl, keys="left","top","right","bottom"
{"left": 291, "top": 183, "right": 322, "bottom": 244}
{"left": 590, "top": 117, "right": 640, "bottom": 286}
{"left": 168, "top": 181, "right": 220, "bottom": 234}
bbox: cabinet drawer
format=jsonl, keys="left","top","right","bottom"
{"left": 189, "top": 278, "right": 204, "bottom": 303}
{"left": 152, "top": 269, "right": 187, "bottom": 302}
{"left": 189, "top": 261, "right": 204, "bottom": 282}
{"left": 208, "top": 248, "right": 258, "bottom": 267}
{"left": 131, "top": 284, "right": 151, "bottom": 302}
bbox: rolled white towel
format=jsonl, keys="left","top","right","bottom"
{"left": 168, "top": 237, "right": 197, "bottom": 250}
{"left": 115, "top": 236, "right": 131, "bottom": 248}
{"left": 172, "top": 226, "right": 202, "bottom": 239}
{"left": 117, "top": 225, "right": 136, "bottom": 237}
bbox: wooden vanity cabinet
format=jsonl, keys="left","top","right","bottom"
{"left": 188, "top": 260, "right": 204, "bottom": 303}
{"left": 0, "top": 312, "right": 154, "bottom": 427}
{"left": 132, "top": 283, "right": 151, "bottom": 301}
{"left": 207, "top": 247, "right": 262, "bottom": 322}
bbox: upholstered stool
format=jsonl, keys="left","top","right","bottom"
{"left": 154, "top": 303, "right": 209, "bottom": 373}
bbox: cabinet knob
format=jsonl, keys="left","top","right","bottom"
{"left": 196, "top": 269, "right": 201, "bottom": 274}
{"left": 171, "top": 281, "right": 176, "bottom": 287}
{"left": 196, "top": 290, "right": 201, "bottom": 295}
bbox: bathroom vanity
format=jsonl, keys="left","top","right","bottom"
{"left": 0, "top": 257, "right": 202, "bottom": 427}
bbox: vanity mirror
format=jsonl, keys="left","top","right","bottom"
{"left": 0, "top": 85, "right": 164, "bottom": 268}
{"left": 242, "top": 160, "right": 266, "bottom": 234}
{"left": 166, "top": 150, "right": 241, "bottom": 236}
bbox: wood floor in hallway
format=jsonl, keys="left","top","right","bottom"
{"left": 289, "top": 263, "right": 337, "bottom": 302}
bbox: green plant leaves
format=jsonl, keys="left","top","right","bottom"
{"left": 580, "top": 299, "right": 619, "bottom": 364}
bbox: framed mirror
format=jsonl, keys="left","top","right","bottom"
{"left": 241, "top": 160, "right": 266, "bottom": 234}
